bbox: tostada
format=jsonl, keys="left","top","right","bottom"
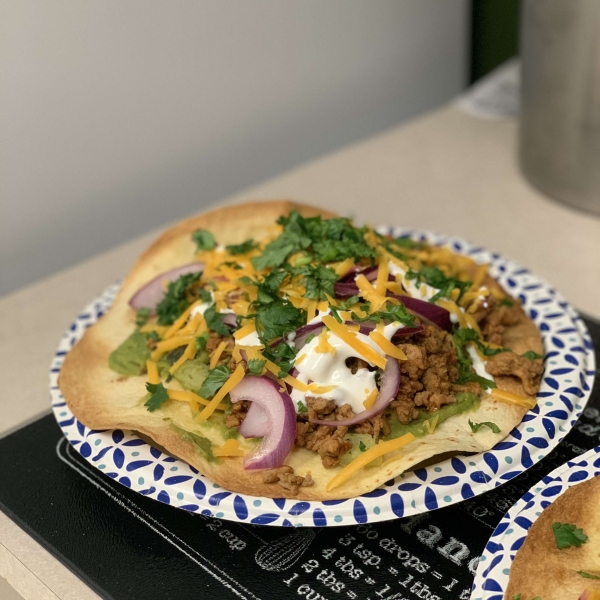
{"left": 59, "top": 200, "right": 544, "bottom": 499}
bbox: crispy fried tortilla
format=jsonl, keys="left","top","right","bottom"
{"left": 506, "top": 475, "right": 600, "bottom": 599}
{"left": 59, "top": 200, "right": 543, "bottom": 500}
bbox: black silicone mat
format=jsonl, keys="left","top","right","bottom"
{"left": 0, "top": 316, "right": 598, "bottom": 600}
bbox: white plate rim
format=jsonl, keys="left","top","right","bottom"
{"left": 50, "top": 227, "right": 596, "bottom": 527}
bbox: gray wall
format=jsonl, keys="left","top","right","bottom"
{"left": 0, "top": 1, "right": 468, "bottom": 295}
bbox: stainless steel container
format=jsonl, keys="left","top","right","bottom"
{"left": 520, "top": 0, "right": 600, "bottom": 215}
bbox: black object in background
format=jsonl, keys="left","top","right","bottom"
{"left": 0, "top": 316, "right": 598, "bottom": 600}
{"left": 471, "top": 0, "right": 521, "bottom": 83}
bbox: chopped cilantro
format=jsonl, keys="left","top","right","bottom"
{"left": 312, "top": 235, "right": 378, "bottom": 264}
{"left": 204, "top": 303, "right": 231, "bottom": 336}
{"left": 247, "top": 358, "right": 266, "bottom": 375}
{"left": 453, "top": 328, "right": 497, "bottom": 390}
{"left": 351, "top": 302, "right": 416, "bottom": 328}
{"left": 552, "top": 522, "right": 588, "bottom": 549}
{"left": 469, "top": 419, "right": 501, "bottom": 434}
{"left": 198, "top": 288, "right": 212, "bottom": 302}
{"left": 338, "top": 295, "right": 360, "bottom": 310}
{"left": 578, "top": 571, "right": 600, "bottom": 580}
{"left": 252, "top": 270, "right": 289, "bottom": 305}
{"left": 477, "top": 344, "right": 510, "bottom": 357}
{"left": 222, "top": 261, "right": 242, "bottom": 270}
{"left": 498, "top": 297, "right": 514, "bottom": 307}
{"left": 251, "top": 211, "right": 311, "bottom": 270}
{"left": 262, "top": 340, "right": 297, "bottom": 378}
{"left": 238, "top": 275, "right": 254, "bottom": 286}
{"left": 454, "top": 327, "right": 509, "bottom": 357}
{"left": 293, "top": 254, "right": 312, "bottom": 267}
{"left": 376, "top": 303, "right": 417, "bottom": 327}
{"left": 251, "top": 210, "right": 377, "bottom": 270}
{"left": 329, "top": 304, "right": 343, "bottom": 323}
{"left": 156, "top": 272, "right": 202, "bottom": 325}
{"left": 198, "top": 365, "right": 231, "bottom": 398}
{"left": 511, "top": 595, "right": 521, "bottom": 600}
{"left": 135, "top": 307, "right": 150, "bottom": 327}
{"left": 294, "top": 264, "right": 338, "bottom": 301}
{"left": 359, "top": 441, "right": 367, "bottom": 452}
{"left": 192, "top": 229, "right": 215, "bottom": 251}
{"left": 522, "top": 350, "right": 543, "bottom": 360}
{"left": 226, "top": 239, "right": 256, "bottom": 255}
{"left": 255, "top": 299, "right": 305, "bottom": 342}
{"left": 147, "top": 330, "right": 159, "bottom": 342}
{"left": 196, "top": 331, "right": 209, "bottom": 352}
{"left": 405, "top": 266, "right": 472, "bottom": 303}
{"left": 144, "top": 382, "right": 169, "bottom": 412}
{"left": 297, "top": 401, "right": 308, "bottom": 413}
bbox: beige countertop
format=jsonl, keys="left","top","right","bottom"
{"left": 1, "top": 105, "right": 599, "bottom": 599}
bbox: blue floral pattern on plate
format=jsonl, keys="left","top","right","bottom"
{"left": 50, "top": 228, "right": 596, "bottom": 527}
{"left": 471, "top": 445, "right": 600, "bottom": 599}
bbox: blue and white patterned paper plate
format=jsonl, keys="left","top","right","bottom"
{"left": 51, "top": 228, "right": 596, "bottom": 527}
{"left": 471, "top": 445, "right": 600, "bottom": 599}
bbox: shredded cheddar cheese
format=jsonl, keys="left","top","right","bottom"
{"left": 375, "top": 259, "right": 389, "bottom": 295}
{"left": 331, "top": 258, "right": 355, "bottom": 278}
{"left": 464, "top": 313, "right": 483, "bottom": 336}
{"left": 490, "top": 388, "right": 537, "bottom": 409}
{"left": 326, "top": 433, "right": 416, "bottom": 491}
{"left": 213, "top": 439, "right": 246, "bottom": 457}
{"left": 322, "top": 315, "right": 387, "bottom": 369}
{"left": 167, "top": 389, "right": 227, "bottom": 411}
{"left": 146, "top": 360, "right": 160, "bottom": 385}
{"left": 178, "top": 311, "right": 204, "bottom": 337}
{"left": 315, "top": 330, "right": 335, "bottom": 355}
{"left": 369, "top": 330, "right": 407, "bottom": 361}
{"left": 163, "top": 300, "right": 203, "bottom": 339}
{"left": 363, "top": 389, "right": 378, "bottom": 409}
{"left": 196, "top": 364, "right": 245, "bottom": 422}
{"left": 170, "top": 339, "right": 197, "bottom": 374}
{"left": 151, "top": 335, "right": 194, "bottom": 361}
{"left": 209, "top": 340, "right": 229, "bottom": 369}
{"left": 233, "top": 322, "right": 256, "bottom": 340}
{"left": 355, "top": 274, "right": 388, "bottom": 313}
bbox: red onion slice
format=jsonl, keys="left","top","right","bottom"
{"left": 345, "top": 321, "right": 423, "bottom": 338}
{"left": 239, "top": 402, "right": 270, "bottom": 438}
{"left": 334, "top": 281, "right": 361, "bottom": 298}
{"left": 294, "top": 322, "right": 325, "bottom": 350}
{"left": 222, "top": 312, "right": 237, "bottom": 329}
{"left": 388, "top": 294, "right": 452, "bottom": 332}
{"left": 229, "top": 376, "right": 296, "bottom": 470}
{"left": 309, "top": 355, "right": 400, "bottom": 427}
{"left": 391, "top": 325, "right": 425, "bottom": 341}
{"left": 129, "top": 263, "right": 204, "bottom": 313}
{"left": 335, "top": 265, "right": 380, "bottom": 297}
{"left": 338, "top": 265, "right": 378, "bottom": 283}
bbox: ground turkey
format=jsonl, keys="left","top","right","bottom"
{"left": 478, "top": 300, "right": 523, "bottom": 346}
{"left": 390, "top": 325, "right": 459, "bottom": 424}
{"left": 485, "top": 351, "right": 543, "bottom": 396}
